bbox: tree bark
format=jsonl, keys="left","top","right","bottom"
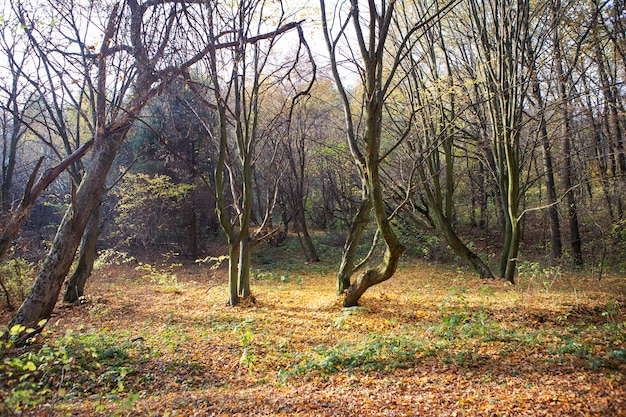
{"left": 552, "top": 0, "right": 583, "bottom": 266}
{"left": 238, "top": 234, "right": 251, "bottom": 299}
{"left": 336, "top": 195, "right": 372, "bottom": 295}
{"left": 294, "top": 199, "right": 319, "bottom": 262}
{"left": 9, "top": 125, "right": 130, "bottom": 330}
{"left": 530, "top": 77, "right": 562, "bottom": 261}
{"left": 227, "top": 242, "right": 240, "bottom": 306}
{"left": 63, "top": 201, "right": 101, "bottom": 303}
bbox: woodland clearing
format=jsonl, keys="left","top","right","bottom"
{"left": 1, "top": 245, "right": 625, "bottom": 416}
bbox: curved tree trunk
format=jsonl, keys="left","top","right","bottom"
{"left": 63, "top": 202, "right": 101, "bottom": 303}
{"left": 336, "top": 194, "right": 372, "bottom": 295}
{"left": 343, "top": 149, "right": 405, "bottom": 306}
{"left": 344, "top": 242, "right": 405, "bottom": 306}
{"left": 435, "top": 209, "right": 493, "bottom": 278}
{"left": 320, "top": 0, "right": 413, "bottom": 306}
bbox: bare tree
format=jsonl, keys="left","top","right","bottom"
{"left": 466, "top": 0, "right": 531, "bottom": 283}
{"left": 0, "top": 17, "right": 34, "bottom": 215}
{"left": 320, "top": 0, "right": 458, "bottom": 305}
{"left": 395, "top": 0, "right": 494, "bottom": 278}
{"left": 9, "top": 0, "right": 219, "bottom": 333}
{"left": 202, "top": 0, "right": 314, "bottom": 305}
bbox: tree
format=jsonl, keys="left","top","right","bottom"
{"left": 0, "top": 16, "right": 33, "bottom": 215}
{"left": 466, "top": 0, "right": 531, "bottom": 283}
{"left": 526, "top": 42, "right": 563, "bottom": 262}
{"left": 394, "top": 0, "right": 494, "bottom": 278}
{"left": 201, "top": 0, "right": 314, "bottom": 305}
{"left": 550, "top": 0, "right": 584, "bottom": 265}
{"left": 320, "top": 0, "right": 456, "bottom": 305}
{"left": 9, "top": 0, "right": 219, "bottom": 332}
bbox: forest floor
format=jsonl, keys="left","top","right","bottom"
{"left": 1, "top": 245, "right": 626, "bottom": 416}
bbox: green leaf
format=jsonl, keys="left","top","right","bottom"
{"left": 23, "top": 361, "right": 36, "bottom": 371}
{"left": 9, "top": 324, "right": 25, "bottom": 336}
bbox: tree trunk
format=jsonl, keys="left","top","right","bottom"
{"left": 552, "top": 0, "right": 583, "bottom": 266}
{"left": 591, "top": 1, "right": 625, "bottom": 219}
{"left": 296, "top": 196, "right": 319, "bottom": 262}
{"left": 581, "top": 73, "right": 615, "bottom": 222}
{"left": 336, "top": 194, "right": 372, "bottom": 295}
{"left": 342, "top": 82, "right": 406, "bottom": 306}
{"left": 1, "top": 119, "right": 21, "bottom": 214}
{"left": 344, "top": 241, "right": 404, "bottom": 307}
{"left": 0, "top": 140, "right": 93, "bottom": 260}
{"left": 9, "top": 125, "right": 130, "bottom": 330}
{"left": 435, "top": 208, "right": 493, "bottom": 278}
{"left": 228, "top": 242, "right": 240, "bottom": 306}
{"left": 63, "top": 202, "right": 101, "bottom": 303}
{"left": 530, "top": 78, "right": 562, "bottom": 261}
{"left": 238, "top": 234, "right": 251, "bottom": 299}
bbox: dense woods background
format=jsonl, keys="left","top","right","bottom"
{"left": 0, "top": 0, "right": 625, "bottom": 414}
{"left": 0, "top": 0, "right": 624, "bottom": 314}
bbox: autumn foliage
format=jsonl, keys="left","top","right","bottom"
{"left": 1, "top": 244, "right": 624, "bottom": 416}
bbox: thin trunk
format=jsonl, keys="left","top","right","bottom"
{"left": 63, "top": 202, "right": 101, "bottom": 303}
{"left": 530, "top": 78, "right": 562, "bottom": 261}
{"left": 553, "top": 0, "right": 583, "bottom": 265}
{"left": 238, "top": 234, "right": 251, "bottom": 299}
{"left": 1, "top": 118, "right": 21, "bottom": 213}
{"left": 582, "top": 73, "right": 615, "bottom": 222}
{"left": 591, "top": 0, "right": 625, "bottom": 219}
{"left": 228, "top": 242, "right": 239, "bottom": 306}
{"left": 188, "top": 200, "right": 198, "bottom": 259}
{"left": 592, "top": 2, "right": 626, "bottom": 176}
{"left": 295, "top": 193, "right": 319, "bottom": 262}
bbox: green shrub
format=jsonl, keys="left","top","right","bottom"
{"left": 0, "top": 258, "right": 36, "bottom": 311}
{"left": 290, "top": 333, "right": 424, "bottom": 375}
{"left": 0, "top": 326, "right": 147, "bottom": 415}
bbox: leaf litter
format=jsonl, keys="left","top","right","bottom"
{"left": 2, "top": 259, "right": 625, "bottom": 416}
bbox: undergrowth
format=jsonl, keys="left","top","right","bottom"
{"left": 0, "top": 325, "right": 150, "bottom": 415}
{"left": 1, "top": 249, "right": 625, "bottom": 415}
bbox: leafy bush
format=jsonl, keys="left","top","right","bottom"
{"left": 135, "top": 261, "right": 183, "bottom": 293}
{"left": 0, "top": 258, "right": 36, "bottom": 311}
{"left": 109, "top": 173, "right": 194, "bottom": 247}
{"left": 93, "top": 249, "right": 137, "bottom": 270}
{"left": 0, "top": 326, "right": 148, "bottom": 415}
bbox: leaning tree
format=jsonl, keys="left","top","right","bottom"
{"left": 8, "top": 0, "right": 223, "bottom": 333}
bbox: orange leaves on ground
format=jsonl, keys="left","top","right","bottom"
{"left": 4, "top": 259, "right": 626, "bottom": 416}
